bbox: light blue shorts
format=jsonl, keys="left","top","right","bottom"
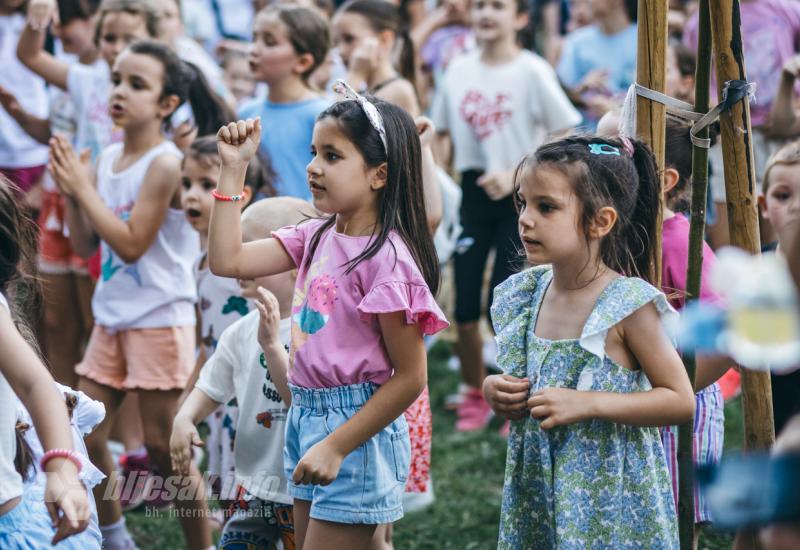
{"left": 284, "top": 382, "right": 411, "bottom": 525}
{"left": 0, "top": 493, "right": 101, "bottom": 549}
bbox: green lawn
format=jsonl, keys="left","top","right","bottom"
{"left": 127, "top": 342, "right": 743, "bottom": 549}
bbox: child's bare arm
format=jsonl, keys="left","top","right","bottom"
{"left": 254, "top": 287, "right": 291, "bottom": 405}
{"left": 51, "top": 136, "right": 180, "bottom": 263}
{"left": 17, "top": 0, "right": 70, "bottom": 90}
{"left": 0, "top": 305, "right": 90, "bottom": 542}
{"left": 0, "top": 86, "right": 51, "bottom": 144}
{"left": 417, "top": 117, "right": 443, "bottom": 233}
{"left": 529, "top": 303, "right": 695, "bottom": 428}
{"left": 769, "top": 55, "right": 800, "bottom": 138}
{"left": 171, "top": 389, "right": 220, "bottom": 475}
{"left": 209, "top": 119, "right": 294, "bottom": 279}
{"left": 292, "top": 311, "right": 426, "bottom": 485}
{"left": 694, "top": 354, "right": 735, "bottom": 392}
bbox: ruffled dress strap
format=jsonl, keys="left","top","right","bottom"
{"left": 356, "top": 281, "right": 449, "bottom": 336}
{"left": 579, "top": 275, "right": 678, "bottom": 361}
{"left": 490, "top": 266, "right": 551, "bottom": 379}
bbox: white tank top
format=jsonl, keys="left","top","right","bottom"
{"left": 0, "top": 292, "right": 23, "bottom": 507}
{"left": 92, "top": 141, "right": 199, "bottom": 330}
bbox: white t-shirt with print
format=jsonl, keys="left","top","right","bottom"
{"left": 196, "top": 313, "right": 291, "bottom": 504}
{"left": 431, "top": 49, "right": 581, "bottom": 174}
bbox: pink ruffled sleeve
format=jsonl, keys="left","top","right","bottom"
{"left": 356, "top": 281, "right": 449, "bottom": 336}
{"left": 272, "top": 220, "right": 318, "bottom": 268}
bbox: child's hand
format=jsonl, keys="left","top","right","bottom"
{"left": 27, "top": 0, "right": 57, "bottom": 31}
{"left": 483, "top": 374, "right": 530, "bottom": 419}
{"left": 43, "top": 461, "right": 90, "bottom": 544}
{"left": 170, "top": 416, "right": 204, "bottom": 476}
{"left": 415, "top": 116, "right": 436, "bottom": 150}
{"left": 48, "top": 136, "right": 91, "bottom": 198}
{"left": 783, "top": 54, "right": 800, "bottom": 79}
{"left": 528, "top": 387, "right": 594, "bottom": 429}
{"left": 477, "top": 170, "right": 514, "bottom": 201}
{"left": 254, "top": 286, "right": 282, "bottom": 351}
{"left": 292, "top": 439, "right": 345, "bottom": 486}
{"left": 217, "top": 118, "right": 262, "bottom": 168}
{"left": 350, "top": 37, "right": 380, "bottom": 81}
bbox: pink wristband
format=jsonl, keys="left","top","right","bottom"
{"left": 40, "top": 448, "right": 82, "bottom": 474}
{"left": 212, "top": 189, "right": 244, "bottom": 202}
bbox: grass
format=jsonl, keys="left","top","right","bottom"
{"left": 127, "top": 342, "right": 743, "bottom": 549}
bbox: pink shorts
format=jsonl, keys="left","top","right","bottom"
{"left": 76, "top": 325, "right": 195, "bottom": 391}
{"left": 0, "top": 165, "right": 46, "bottom": 195}
{"left": 38, "top": 190, "right": 90, "bottom": 274}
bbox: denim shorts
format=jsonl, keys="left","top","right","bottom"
{"left": 0, "top": 493, "right": 101, "bottom": 549}
{"left": 284, "top": 382, "right": 411, "bottom": 524}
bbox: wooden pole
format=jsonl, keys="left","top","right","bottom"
{"left": 635, "top": 0, "right": 668, "bottom": 284}
{"left": 679, "top": 1, "right": 712, "bottom": 547}
{"left": 707, "top": 0, "right": 775, "bottom": 454}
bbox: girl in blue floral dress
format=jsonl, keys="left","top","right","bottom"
{"left": 483, "top": 136, "right": 696, "bottom": 549}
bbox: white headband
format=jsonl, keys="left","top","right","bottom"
{"left": 332, "top": 79, "right": 388, "bottom": 151}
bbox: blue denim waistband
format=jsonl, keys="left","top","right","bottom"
{"left": 288, "top": 382, "right": 378, "bottom": 412}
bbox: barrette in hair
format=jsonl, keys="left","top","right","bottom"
{"left": 588, "top": 143, "right": 620, "bottom": 156}
{"left": 332, "top": 79, "right": 388, "bottom": 151}
{"left": 619, "top": 136, "right": 634, "bottom": 156}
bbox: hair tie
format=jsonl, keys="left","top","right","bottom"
{"left": 332, "top": 79, "right": 388, "bottom": 152}
{"left": 620, "top": 136, "right": 634, "bottom": 156}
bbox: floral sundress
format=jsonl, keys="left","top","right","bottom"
{"left": 492, "top": 266, "right": 679, "bottom": 549}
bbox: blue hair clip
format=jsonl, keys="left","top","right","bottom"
{"left": 589, "top": 143, "right": 620, "bottom": 156}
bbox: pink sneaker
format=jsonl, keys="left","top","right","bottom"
{"left": 455, "top": 388, "right": 493, "bottom": 432}
{"left": 118, "top": 451, "right": 150, "bottom": 512}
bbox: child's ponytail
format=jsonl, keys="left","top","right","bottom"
{"left": 627, "top": 139, "right": 660, "bottom": 285}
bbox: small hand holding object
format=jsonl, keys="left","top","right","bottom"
{"left": 528, "top": 387, "right": 593, "bottom": 430}
{"left": 292, "top": 439, "right": 345, "bottom": 486}
{"left": 483, "top": 374, "right": 530, "bottom": 420}
{"left": 254, "top": 286, "right": 281, "bottom": 350}
{"left": 48, "top": 136, "right": 91, "bottom": 198}
{"left": 415, "top": 116, "right": 436, "bottom": 149}
{"left": 27, "top": 0, "right": 57, "bottom": 31}
{"left": 351, "top": 37, "right": 381, "bottom": 81}
{"left": 170, "top": 417, "right": 204, "bottom": 476}
{"left": 217, "top": 118, "right": 262, "bottom": 168}
{"left": 44, "top": 461, "right": 90, "bottom": 544}
{"left": 477, "top": 171, "right": 514, "bottom": 201}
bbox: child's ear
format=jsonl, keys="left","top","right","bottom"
{"left": 160, "top": 94, "right": 181, "bottom": 120}
{"left": 293, "top": 53, "right": 315, "bottom": 80}
{"left": 370, "top": 163, "right": 388, "bottom": 191}
{"left": 759, "top": 193, "right": 769, "bottom": 220}
{"left": 378, "top": 29, "right": 395, "bottom": 52}
{"left": 589, "top": 206, "right": 618, "bottom": 239}
{"left": 663, "top": 167, "right": 681, "bottom": 195}
{"left": 514, "top": 10, "right": 530, "bottom": 32}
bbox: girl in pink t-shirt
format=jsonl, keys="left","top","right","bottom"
{"left": 208, "top": 81, "right": 448, "bottom": 548}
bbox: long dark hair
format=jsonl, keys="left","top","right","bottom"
{"left": 126, "top": 40, "right": 191, "bottom": 129}
{"left": 516, "top": 135, "right": 660, "bottom": 284}
{"left": 187, "top": 135, "right": 277, "bottom": 200}
{"left": 338, "top": 0, "right": 416, "bottom": 89}
{"left": 0, "top": 177, "right": 42, "bottom": 340}
{"left": 184, "top": 62, "right": 236, "bottom": 138}
{"left": 305, "top": 98, "right": 439, "bottom": 294}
